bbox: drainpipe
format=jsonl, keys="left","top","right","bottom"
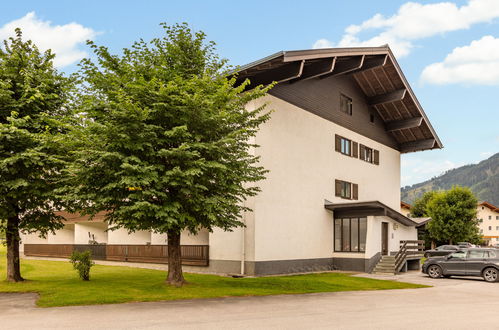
{"left": 240, "top": 210, "right": 246, "bottom": 276}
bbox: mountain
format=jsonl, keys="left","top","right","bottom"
{"left": 401, "top": 152, "right": 499, "bottom": 205}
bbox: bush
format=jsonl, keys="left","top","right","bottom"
{"left": 70, "top": 250, "right": 95, "bottom": 281}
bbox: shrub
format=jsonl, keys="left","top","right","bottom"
{"left": 70, "top": 250, "right": 95, "bottom": 281}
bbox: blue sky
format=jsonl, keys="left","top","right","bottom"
{"left": 1, "top": 0, "right": 498, "bottom": 186}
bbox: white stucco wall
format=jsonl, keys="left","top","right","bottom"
{"left": 74, "top": 222, "right": 108, "bottom": 244}
{"left": 107, "top": 228, "right": 151, "bottom": 245}
{"left": 47, "top": 224, "right": 75, "bottom": 244}
{"left": 366, "top": 216, "right": 417, "bottom": 256}
{"left": 150, "top": 229, "right": 210, "bottom": 245}
{"left": 477, "top": 206, "right": 499, "bottom": 244}
{"left": 245, "top": 95, "right": 402, "bottom": 262}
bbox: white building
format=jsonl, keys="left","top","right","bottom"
{"left": 477, "top": 202, "right": 499, "bottom": 246}
{"left": 21, "top": 46, "right": 442, "bottom": 275}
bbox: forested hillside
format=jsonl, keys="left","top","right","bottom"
{"left": 401, "top": 153, "right": 499, "bottom": 205}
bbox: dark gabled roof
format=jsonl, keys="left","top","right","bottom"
{"left": 324, "top": 200, "right": 418, "bottom": 227}
{"left": 233, "top": 46, "right": 442, "bottom": 154}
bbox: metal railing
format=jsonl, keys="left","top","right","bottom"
{"left": 23, "top": 244, "right": 209, "bottom": 266}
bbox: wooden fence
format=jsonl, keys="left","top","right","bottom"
{"left": 23, "top": 244, "right": 209, "bottom": 266}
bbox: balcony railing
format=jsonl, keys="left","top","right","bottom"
{"left": 23, "top": 244, "right": 209, "bottom": 266}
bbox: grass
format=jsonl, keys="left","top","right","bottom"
{"left": 0, "top": 246, "right": 428, "bottom": 307}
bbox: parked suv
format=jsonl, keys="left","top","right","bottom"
{"left": 423, "top": 245, "right": 459, "bottom": 258}
{"left": 422, "top": 248, "right": 499, "bottom": 282}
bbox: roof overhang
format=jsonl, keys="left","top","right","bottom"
{"left": 232, "top": 46, "right": 442, "bottom": 154}
{"left": 324, "top": 200, "right": 418, "bottom": 226}
{"left": 410, "top": 217, "right": 432, "bottom": 227}
{"left": 478, "top": 201, "right": 499, "bottom": 212}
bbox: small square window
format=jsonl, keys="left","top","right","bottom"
{"left": 340, "top": 94, "right": 352, "bottom": 115}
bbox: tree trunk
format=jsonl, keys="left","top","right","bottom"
{"left": 166, "top": 229, "right": 184, "bottom": 287}
{"left": 6, "top": 215, "right": 24, "bottom": 282}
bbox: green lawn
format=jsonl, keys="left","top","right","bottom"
{"left": 0, "top": 246, "right": 428, "bottom": 307}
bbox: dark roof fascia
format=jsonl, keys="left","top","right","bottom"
{"left": 324, "top": 200, "right": 418, "bottom": 227}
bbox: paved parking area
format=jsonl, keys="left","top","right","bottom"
{"left": 1, "top": 271, "right": 498, "bottom": 330}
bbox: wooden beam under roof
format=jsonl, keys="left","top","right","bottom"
{"left": 236, "top": 60, "right": 304, "bottom": 89}
{"left": 386, "top": 117, "right": 423, "bottom": 132}
{"left": 347, "top": 54, "right": 388, "bottom": 75}
{"left": 320, "top": 55, "right": 364, "bottom": 79}
{"left": 399, "top": 138, "right": 435, "bottom": 153}
{"left": 368, "top": 88, "right": 407, "bottom": 106}
{"left": 289, "top": 57, "right": 336, "bottom": 83}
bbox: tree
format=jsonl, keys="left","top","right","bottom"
{"left": 0, "top": 29, "right": 73, "bottom": 281}
{"left": 426, "top": 186, "right": 479, "bottom": 245}
{"left": 69, "top": 23, "right": 271, "bottom": 286}
{"left": 410, "top": 191, "right": 437, "bottom": 217}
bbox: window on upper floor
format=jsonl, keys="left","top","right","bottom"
{"left": 369, "top": 113, "right": 375, "bottom": 124}
{"left": 489, "top": 216, "right": 492, "bottom": 220}
{"left": 335, "top": 179, "right": 358, "bottom": 200}
{"left": 340, "top": 93, "right": 352, "bottom": 115}
{"left": 359, "top": 144, "right": 379, "bottom": 165}
{"left": 489, "top": 226, "right": 492, "bottom": 230}
{"left": 496, "top": 216, "right": 499, "bottom": 220}
{"left": 335, "top": 135, "right": 358, "bottom": 158}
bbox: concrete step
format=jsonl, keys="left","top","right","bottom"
{"left": 373, "top": 271, "right": 396, "bottom": 275}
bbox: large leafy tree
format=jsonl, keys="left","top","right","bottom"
{"left": 426, "top": 186, "right": 480, "bottom": 245}
{"left": 0, "top": 29, "right": 73, "bottom": 281}
{"left": 410, "top": 191, "right": 437, "bottom": 217}
{"left": 70, "top": 23, "right": 271, "bottom": 286}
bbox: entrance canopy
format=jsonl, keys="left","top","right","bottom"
{"left": 324, "top": 200, "right": 417, "bottom": 226}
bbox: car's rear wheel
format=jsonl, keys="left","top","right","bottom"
{"left": 482, "top": 267, "right": 499, "bottom": 283}
{"left": 427, "top": 265, "right": 442, "bottom": 278}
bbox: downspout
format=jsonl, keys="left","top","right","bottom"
{"left": 240, "top": 209, "right": 246, "bottom": 276}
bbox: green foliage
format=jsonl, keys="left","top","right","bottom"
{"left": 411, "top": 191, "right": 437, "bottom": 217}
{"left": 0, "top": 29, "right": 74, "bottom": 237}
{"left": 68, "top": 23, "right": 271, "bottom": 236}
{"left": 402, "top": 152, "right": 499, "bottom": 205}
{"left": 426, "top": 186, "right": 480, "bottom": 244}
{"left": 70, "top": 250, "right": 94, "bottom": 281}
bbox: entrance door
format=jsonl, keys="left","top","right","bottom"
{"left": 381, "top": 222, "right": 389, "bottom": 255}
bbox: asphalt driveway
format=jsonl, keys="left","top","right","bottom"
{"left": 1, "top": 271, "right": 498, "bottom": 330}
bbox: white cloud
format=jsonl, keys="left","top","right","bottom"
{"left": 421, "top": 35, "right": 499, "bottom": 85}
{"left": 313, "top": 0, "right": 499, "bottom": 57}
{"left": 0, "top": 12, "right": 97, "bottom": 68}
{"left": 401, "top": 157, "right": 462, "bottom": 186}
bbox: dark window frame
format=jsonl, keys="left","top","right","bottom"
{"left": 340, "top": 93, "right": 353, "bottom": 116}
{"left": 334, "top": 217, "right": 367, "bottom": 252}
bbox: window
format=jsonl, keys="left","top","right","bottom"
{"left": 489, "top": 216, "right": 492, "bottom": 220}
{"left": 468, "top": 250, "right": 486, "bottom": 259}
{"left": 496, "top": 226, "right": 499, "bottom": 230}
{"left": 335, "top": 135, "right": 358, "bottom": 158}
{"left": 359, "top": 144, "right": 379, "bottom": 165}
{"left": 341, "top": 137, "right": 351, "bottom": 155}
{"left": 341, "top": 181, "right": 351, "bottom": 199}
{"left": 497, "top": 216, "right": 499, "bottom": 220}
{"left": 489, "top": 226, "right": 492, "bottom": 230}
{"left": 335, "top": 179, "right": 358, "bottom": 200}
{"left": 449, "top": 251, "right": 466, "bottom": 259}
{"left": 334, "top": 217, "right": 367, "bottom": 252}
{"left": 340, "top": 94, "right": 352, "bottom": 115}
{"left": 360, "top": 145, "right": 373, "bottom": 163}
{"left": 487, "top": 250, "right": 497, "bottom": 258}
{"left": 369, "top": 113, "right": 375, "bottom": 123}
